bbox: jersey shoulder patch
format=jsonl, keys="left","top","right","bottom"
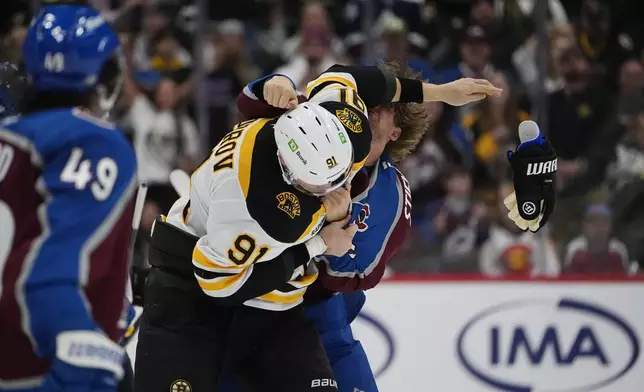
{"left": 243, "top": 122, "right": 326, "bottom": 244}
{"left": 318, "top": 101, "right": 371, "bottom": 166}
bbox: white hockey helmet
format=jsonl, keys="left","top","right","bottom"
{"left": 274, "top": 102, "right": 354, "bottom": 196}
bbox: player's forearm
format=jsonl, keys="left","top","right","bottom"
{"left": 206, "top": 244, "right": 310, "bottom": 306}
{"left": 247, "top": 73, "right": 295, "bottom": 102}
{"left": 237, "top": 75, "right": 303, "bottom": 119}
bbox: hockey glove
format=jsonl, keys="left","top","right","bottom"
{"left": 41, "top": 330, "right": 125, "bottom": 392}
{"left": 505, "top": 120, "right": 557, "bottom": 233}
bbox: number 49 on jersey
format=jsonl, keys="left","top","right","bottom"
{"left": 60, "top": 147, "right": 118, "bottom": 201}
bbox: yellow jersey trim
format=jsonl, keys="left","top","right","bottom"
{"left": 306, "top": 76, "right": 357, "bottom": 97}
{"left": 238, "top": 119, "right": 272, "bottom": 199}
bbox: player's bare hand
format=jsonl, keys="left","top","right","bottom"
{"left": 264, "top": 75, "right": 298, "bottom": 110}
{"left": 319, "top": 216, "right": 359, "bottom": 257}
{"left": 321, "top": 183, "right": 351, "bottom": 222}
{"left": 435, "top": 78, "right": 503, "bottom": 106}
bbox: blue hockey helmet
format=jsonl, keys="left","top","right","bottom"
{"left": 22, "top": 4, "right": 123, "bottom": 113}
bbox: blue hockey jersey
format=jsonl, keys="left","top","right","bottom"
{"left": 0, "top": 108, "right": 137, "bottom": 388}
{"left": 313, "top": 156, "right": 412, "bottom": 293}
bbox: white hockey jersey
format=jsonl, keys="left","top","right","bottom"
{"left": 165, "top": 66, "right": 377, "bottom": 311}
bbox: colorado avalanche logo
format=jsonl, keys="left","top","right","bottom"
{"left": 356, "top": 203, "right": 371, "bottom": 232}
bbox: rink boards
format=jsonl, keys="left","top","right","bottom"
{"left": 126, "top": 275, "right": 644, "bottom": 392}
{"left": 352, "top": 275, "right": 644, "bottom": 392}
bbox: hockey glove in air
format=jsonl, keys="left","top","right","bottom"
{"left": 41, "top": 330, "right": 125, "bottom": 392}
{"left": 505, "top": 120, "right": 557, "bottom": 233}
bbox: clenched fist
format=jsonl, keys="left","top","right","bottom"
{"left": 321, "top": 184, "right": 352, "bottom": 222}
{"left": 433, "top": 78, "right": 503, "bottom": 106}
{"left": 319, "top": 216, "right": 358, "bottom": 257}
{"left": 264, "top": 75, "right": 299, "bottom": 110}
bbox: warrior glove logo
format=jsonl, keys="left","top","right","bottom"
{"left": 526, "top": 159, "right": 557, "bottom": 176}
{"left": 521, "top": 201, "right": 536, "bottom": 215}
{"left": 276, "top": 192, "right": 301, "bottom": 219}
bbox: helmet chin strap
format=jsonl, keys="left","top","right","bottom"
{"left": 277, "top": 151, "right": 325, "bottom": 197}
{"left": 97, "top": 49, "right": 126, "bottom": 119}
{"left": 277, "top": 151, "right": 297, "bottom": 187}
{"left": 96, "top": 70, "right": 123, "bottom": 120}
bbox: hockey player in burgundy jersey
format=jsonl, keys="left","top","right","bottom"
{"left": 224, "top": 63, "right": 502, "bottom": 392}
{"left": 0, "top": 3, "right": 136, "bottom": 392}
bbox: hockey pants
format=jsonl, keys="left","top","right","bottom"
{"left": 219, "top": 291, "right": 378, "bottom": 392}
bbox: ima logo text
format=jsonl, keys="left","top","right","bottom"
{"left": 457, "top": 298, "right": 640, "bottom": 392}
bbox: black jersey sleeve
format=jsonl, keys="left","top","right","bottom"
{"left": 306, "top": 64, "right": 397, "bottom": 109}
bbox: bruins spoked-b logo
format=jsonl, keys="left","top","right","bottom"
{"left": 170, "top": 379, "right": 191, "bottom": 392}
{"left": 277, "top": 192, "right": 301, "bottom": 219}
{"left": 336, "top": 108, "right": 363, "bottom": 133}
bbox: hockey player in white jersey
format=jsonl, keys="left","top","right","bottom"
{"left": 135, "top": 64, "right": 501, "bottom": 392}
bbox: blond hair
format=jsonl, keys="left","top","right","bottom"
{"left": 377, "top": 61, "right": 431, "bottom": 161}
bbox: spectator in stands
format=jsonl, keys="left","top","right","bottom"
{"left": 479, "top": 182, "right": 560, "bottom": 277}
{"left": 462, "top": 72, "right": 530, "bottom": 189}
{"left": 468, "top": 0, "right": 527, "bottom": 71}
{"left": 90, "top": 0, "right": 141, "bottom": 23}
{"left": 422, "top": 167, "right": 488, "bottom": 272}
{"left": 244, "top": 2, "right": 287, "bottom": 74}
{"left": 122, "top": 75, "right": 201, "bottom": 232}
{"left": 342, "top": 0, "right": 429, "bottom": 62}
{"left": 118, "top": 28, "right": 135, "bottom": 72}
{"left": 606, "top": 99, "right": 644, "bottom": 193}
{"left": 513, "top": 23, "right": 575, "bottom": 99}
{"left": 281, "top": 1, "right": 344, "bottom": 62}
{"left": 133, "top": 5, "right": 170, "bottom": 70}
{"left": 149, "top": 28, "right": 192, "bottom": 73}
{"left": 547, "top": 45, "right": 613, "bottom": 193}
{"left": 274, "top": 25, "right": 345, "bottom": 90}
{"left": 469, "top": 0, "right": 495, "bottom": 27}
{"left": 205, "top": 19, "right": 259, "bottom": 145}
{"left": 494, "top": 0, "right": 569, "bottom": 25}
{"left": 441, "top": 24, "right": 498, "bottom": 123}
{"left": 442, "top": 24, "right": 496, "bottom": 83}
{"left": 564, "top": 204, "right": 630, "bottom": 273}
{"left": 575, "top": 0, "right": 636, "bottom": 90}
{"left": 0, "top": 13, "right": 27, "bottom": 64}
{"left": 398, "top": 119, "right": 459, "bottom": 212}
{"left": 368, "top": 13, "right": 435, "bottom": 82}
{"left": 398, "top": 107, "right": 474, "bottom": 214}
{"left": 615, "top": 59, "right": 644, "bottom": 125}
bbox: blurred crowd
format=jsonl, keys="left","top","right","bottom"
{"left": 2, "top": 0, "right": 643, "bottom": 278}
